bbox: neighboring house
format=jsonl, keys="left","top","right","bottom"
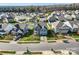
{"left": 69, "top": 21, "right": 79, "bottom": 32}
{"left": 40, "top": 26, "right": 47, "bottom": 36}
{"left": 48, "top": 15, "right": 58, "bottom": 23}
{"left": 14, "top": 16, "right": 27, "bottom": 23}
{"left": 0, "top": 24, "right": 6, "bottom": 35}
{"left": 57, "top": 14, "right": 66, "bottom": 22}
{"left": 34, "top": 23, "right": 41, "bottom": 35}
{"left": 30, "top": 16, "right": 37, "bottom": 23}
{"left": 19, "top": 24, "right": 29, "bottom": 35}
{"left": 1, "top": 13, "right": 9, "bottom": 23}
{"left": 51, "top": 21, "right": 60, "bottom": 33}
{"left": 7, "top": 16, "right": 15, "bottom": 23}
{"left": 53, "top": 21, "right": 73, "bottom": 34}
{"left": 34, "top": 22, "right": 47, "bottom": 36}
{"left": 59, "top": 21, "right": 73, "bottom": 34}
{"left": 75, "top": 14, "right": 79, "bottom": 20}
{"left": 39, "top": 15, "right": 47, "bottom": 22}
{"left": 74, "top": 21, "right": 79, "bottom": 34}
{"left": 4, "top": 24, "right": 16, "bottom": 34}
{"left": 10, "top": 24, "right": 24, "bottom": 41}
{"left": 64, "top": 14, "right": 72, "bottom": 21}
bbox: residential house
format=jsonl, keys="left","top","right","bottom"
{"left": 34, "top": 22, "right": 47, "bottom": 36}
{"left": 4, "top": 24, "right": 16, "bottom": 34}
{"left": 40, "top": 26, "right": 47, "bottom": 36}
{"left": 64, "top": 14, "right": 72, "bottom": 21}
{"left": 75, "top": 14, "right": 79, "bottom": 20}
{"left": 19, "top": 24, "right": 29, "bottom": 35}
{"left": 69, "top": 21, "right": 79, "bottom": 33}
{"left": 0, "top": 24, "right": 6, "bottom": 35}
{"left": 1, "top": 13, "right": 9, "bottom": 23}
{"left": 51, "top": 21, "right": 60, "bottom": 33}
{"left": 34, "top": 23, "right": 41, "bottom": 35}
{"left": 74, "top": 21, "right": 79, "bottom": 34}
{"left": 48, "top": 15, "right": 58, "bottom": 23}
{"left": 52, "top": 21, "right": 73, "bottom": 34}
{"left": 59, "top": 21, "right": 73, "bottom": 34}
{"left": 7, "top": 14, "right": 15, "bottom": 23}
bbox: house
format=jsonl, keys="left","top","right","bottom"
{"left": 75, "top": 14, "right": 79, "bottom": 20}
{"left": 39, "top": 22, "right": 47, "bottom": 36}
{"left": 64, "top": 14, "right": 72, "bottom": 21}
{"left": 30, "top": 16, "right": 37, "bottom": 23}
{"left": 19, "top": 24, "right": 29, "bottom": 35}
{"left": 34, "top": 23, "right": 41, "bottom": 35}
{"left": 14, "top": 15, "right": 27, "bottom": 23}
{"left": 4, "top": 24, "right": 16, "bottom": 34}
{"left": 52, "top": 21, "right": 73, "bottom": 34}
{"left": 34, "top": 22, "right": 47, "bottom": 36}
{"left": 7, "top": 14, "right": 15, "bottom": 23}
{"left": 1, "top": 13, "right": 9, "bottom": 23}
{"left": 59, "top": 21, "right": 73, "bottom": 34}
{"left": 51, "top": 21, "right": 60, "bottom": 33}
{"left": 74, "top": 21, "right": 79, "bottom": 34}
{"left": 69, "top": 21, "right": 79, "bottom": 33}
{"left": 9, "top": 24, "right": 24, "bottom": 41}
{"left": 14, "top": 24, "right": 24, "bottom": 35}
{"left": 48, "top": 15, "right": 58, "bottom": 23}
{"left": 0, "top": 24, "right": 6, "bottom": 35}
{"left": 40, "top": 26, "right": 47, "bottom": 36}
{"left": 57, "top": 14, "right": 66, "bottom": 22}
{"left": 39, "top": 15, "right": 47, "bottom": 22}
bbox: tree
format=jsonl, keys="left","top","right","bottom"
{"left": 24, "top": 47, "right": 31, "bottom": 54}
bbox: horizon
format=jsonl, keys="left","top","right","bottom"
{"left": 0, "top": 3, "right": 71, "bottom": 6}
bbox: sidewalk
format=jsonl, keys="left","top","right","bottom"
{"left": 40, "top": 36, "right": 47, "bottom": 43}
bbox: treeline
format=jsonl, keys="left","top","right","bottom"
{"left": 0, "top": 3, "right": 79, "bottom": 12}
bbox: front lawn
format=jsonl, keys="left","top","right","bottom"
{"left": 0, "top": 35, "right": 13, "bottom": 40}
{"left": 47, "top": 30, "right": 66, "bottom": 40}
{"left": 69, "top": 33, "right": 79, "bottom": 41}
{"left": 20, "top": 29, "right": 40, "bottom": 41}
{"left": 47, "top": 30, "right": 58, "bottom": 40}
{"left": 20, "top": 35, "right": 40, "bottom": 41}
{"left": 69, "top": 33, "right": 79, "bottom": 38}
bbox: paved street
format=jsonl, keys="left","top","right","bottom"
{"left": 0, "top": 42, "right": 79, "bottom": 54}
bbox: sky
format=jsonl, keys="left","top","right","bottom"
{"left": 0, "top": 0, "right": 78, "bottom": 3}
{"left": 0, "top": 3, "right": 70, "bottom": 6}
{"left": 0, "top": 0, "right": 78, "bottom": 6}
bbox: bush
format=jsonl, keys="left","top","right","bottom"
{"left": 0, "top": 35, "right": 13, "bottom": 40}
{"left": 0, "top": 51, "right": 16, "bottom": 54}
{"left": 0, "top": 40, "right": 10, "bottom": 43}
{"left": 4, "top": 35, "right": 13, "bottom": 40}
{"left": 48, "top": 40, "right": 56, "bottom": 43}
{"left": 24, "top": 52, "right": 42, "bottom": 55}
{"left": 18, "top": 41, "right": 40, "bottom": 44}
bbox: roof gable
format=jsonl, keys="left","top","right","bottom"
{"left": 62, "top": 21, "right": 72, "bottom": 29}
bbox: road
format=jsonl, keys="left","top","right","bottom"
{"left": 0, "top": 42, "right": 79, "bottom": 54}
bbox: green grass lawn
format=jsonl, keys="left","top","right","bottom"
{"left": 69, "top": 33, "right": 79, "bottom": 41}
{"left": 20, "top": 35, "right": 40, "bottom": 41}
{"left": 0, "top": 35, "right": 13, "bottom": 40}
{"left": 47, "top": 30, "right": 58, "bottom": 40}
{"left": 69, "top": 33, "right": 79, "bottom": 38}
{"left": 47, "top": 30, "right": 66, "bottom": 40}
{"left": 20, "top": 29, "right": 40, "bottom": 41}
